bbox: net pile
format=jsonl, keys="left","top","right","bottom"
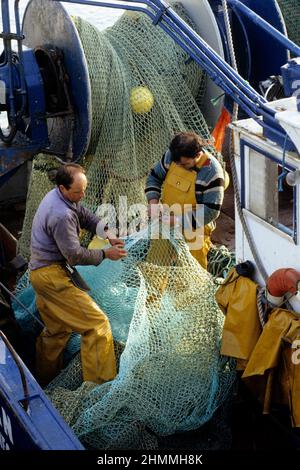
{"left": 18, "top": 5, "right": 220, "bottom": 259}
{"left": 14, "top": 5, "right": 235, "bottom": 450}
{"left": 15, "top": 225, "right": 235, "bottom": 449}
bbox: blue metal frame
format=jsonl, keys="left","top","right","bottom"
{"left": 240, "top": 138, "right": 298, "bottom": 243}
{"left": 22, "top": 49, "right": 48, "bottom": 144}
{"left": 0, "top": 336, "right": 84, "bottom": 449}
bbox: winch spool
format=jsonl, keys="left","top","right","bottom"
{"left": 22, "top": 0, "right": 91, "bottom": 161}
{"left": 23, "top": 0, "right": 226, "bottom": 134}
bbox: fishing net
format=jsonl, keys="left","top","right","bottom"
{"left": 14, "top": 224, "right": 236, "bottom": 449}
{"left": 18, "top": 5, "right": 221, "bottom": 260}
{"left": 17, "top": 154, "right": 60, "bottom": 259}
{"left": 207, "top": 244, "right": 236, "bottom": 279}
{"left": 13, "top": 4, "right": 235, "bottom": 450}
{"left": 14, "top": 224, "right": 235, "bottom": 449}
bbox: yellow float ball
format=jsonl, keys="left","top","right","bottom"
{"left": 224, "top": 170, "right": 230, "bottom": 190}
{"left": 130, "top": 86, "right": 154, "bottom": 114}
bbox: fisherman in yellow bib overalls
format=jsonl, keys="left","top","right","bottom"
{"left": 29, "top": 163, "right": 127, "bottom": 386}
{"left": 145, "top": 132, "right": 225, "bottom": 269}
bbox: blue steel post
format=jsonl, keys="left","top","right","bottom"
{"left": 1, "top": 0, "right": 16, "bottom": 124}
{"left": 14, "top": 0, "right": 27, "bottom": 117}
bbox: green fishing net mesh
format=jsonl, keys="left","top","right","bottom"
{"left": 13, "top": 4, "right": 236, "bottom": 450}
{"left": 18, "top": 5, "right": 220, "bottom": 259}
{"left": 15, "top": 225, "right": 235, "bottom": 449}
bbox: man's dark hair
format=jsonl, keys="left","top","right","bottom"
{"left": 169, "top": 132, "right": 208, "bottom": 162}
{"left": 55, "top": 163, "right": 86, "bottom": 189}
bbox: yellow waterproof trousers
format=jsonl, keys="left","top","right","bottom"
{"left": 30, "top": 264, "right": 116, "bottom": 386}
{"left": 216, "top": 267, "right": 261, "bottom": 362}
{"left": 162, "top": 160, "right": 212, "bottom": 269}
{"left": 242, "top": 308, "right": 300, "bottom": 426}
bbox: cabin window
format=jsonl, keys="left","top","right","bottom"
{"left": 243, "top": 143, "right": 297, "bottom": 242}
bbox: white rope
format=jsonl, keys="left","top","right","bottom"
{"left": 222, "top": 0, "right": 268, "bottom": 281}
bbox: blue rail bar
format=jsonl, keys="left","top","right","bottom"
{"left": 1, "top": 1, "right": 13, "bottom": 104}
{"left": 14, "top": 0, "right": 27, "bottom": 117}
{"left": 1, "top": 0, "right": 17, "bottom": 133}
{"left": 1, "top": 0, "right": 10, "bottom": 34}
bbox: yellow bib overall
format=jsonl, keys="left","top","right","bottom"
{"left": 161, "top": 157, "right": 212, "bottom": 269}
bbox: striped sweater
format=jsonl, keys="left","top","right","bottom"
{"left": 145, "top": 149, "right": 224, "bottom": 227}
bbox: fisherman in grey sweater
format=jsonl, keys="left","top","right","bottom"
{"left": 30, "top": 163, "right": 127, "bottom": 386}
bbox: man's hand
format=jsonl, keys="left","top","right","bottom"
{"left": 148, "top": 199, "right": 163, "bottom": 220}
{"left": 104, "top": 244, "right": 127, "bottom": 261}
{"left": 105, "top": 230, "right": 125, "bottom": 248}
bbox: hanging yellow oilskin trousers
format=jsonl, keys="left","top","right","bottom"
{"left": 242, "top": 308, "right": 300, "bottom": 427}
{"left": 216, "top": 267, "right": 261, "bottom": 363}
{"left": 161, "top": 158, "right": 212, "bottom": 269}
{"left": 216, "top": 268, "right": 300, "bottom": 427}
{"left": 30, "top": 264, "right": 116, "bottom": 386}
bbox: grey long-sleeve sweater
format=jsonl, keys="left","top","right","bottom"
{"left": 29, "top": 188, "right": 106, "bottom": 271}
